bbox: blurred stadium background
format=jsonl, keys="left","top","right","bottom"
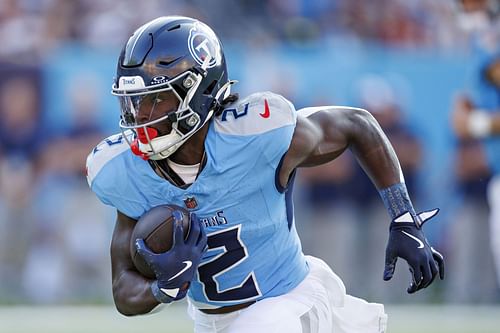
{"left": 0, "top": 0, "right": 499, "bottom": 332}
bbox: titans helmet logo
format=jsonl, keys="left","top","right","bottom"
{"left": 187, "top": 22, "right": 222, "bottom": 69}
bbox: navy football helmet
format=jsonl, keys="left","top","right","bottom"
{"left": 112, "top": 16, "right": 232, "bottom": 160}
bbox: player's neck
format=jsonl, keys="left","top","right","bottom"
{"left": 169, "top": 123, "right": 209, "bottom": 165}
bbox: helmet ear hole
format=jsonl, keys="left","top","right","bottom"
{"left": 203, "top": 80, "right": 218, "bottom": 95}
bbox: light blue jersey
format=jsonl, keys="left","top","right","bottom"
{"left": 86, "top": 92, "right": 309, "bottom": 308}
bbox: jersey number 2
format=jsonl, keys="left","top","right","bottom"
{"left": 198, "top": 225, "right": 261, "bottom": 302}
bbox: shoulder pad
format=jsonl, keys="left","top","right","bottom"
{"left": 86, "top": 132, "right": 131, "bottom": 187}
{"left": 214, "top": 91, "right": 296, "bottom": 136}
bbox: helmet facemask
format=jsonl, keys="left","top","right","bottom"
{"left": 112, "top": 70, "right": 212, "bottom": 160}
{"left": 112, "top": 16, "right": 231, "bottom": 160}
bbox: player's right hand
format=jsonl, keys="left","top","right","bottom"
{"left": 135, "top": 211, "right": 207, "bottom": 301}
{"left": 383, "top": 209, "right": 445, "bottom": 294}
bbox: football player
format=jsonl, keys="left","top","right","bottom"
{"left": 86, "top": 16, "right": 444, "bottom": 333}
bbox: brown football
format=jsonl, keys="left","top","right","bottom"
{"left": 130, "top": 204, "right": 191, "bottom": 278}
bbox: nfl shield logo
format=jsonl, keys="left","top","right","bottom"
{"left": 184, "top": 196, "right": 198, "bottom": 209}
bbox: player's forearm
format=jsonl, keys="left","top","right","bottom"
{"left": 112, "top": 270, "right": 159, "bottom": 316}
{"left": 346, "top": 109, "right": 403, "bottom": 189}
{"left": 347, "top": 110, "right": 419, "bottom": 221}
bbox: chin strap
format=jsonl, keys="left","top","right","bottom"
{"left": 211, "top": 80, "right": 238, "bottom": 116}
{"left": 214, "top": 80, "right": 238, "bottom": 102}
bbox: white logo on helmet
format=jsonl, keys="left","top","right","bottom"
{"left": 187, "top": 22, "right": 221, "bottom": 69}
{"left": 118, "top": 76, "right": 146, "bottom": 90}
{"left": 150, "top": 75, "right": 168, "bottom": 85}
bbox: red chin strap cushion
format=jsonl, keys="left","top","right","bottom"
{"left": 137, "top": 127, "right": 159, "bottom": 144}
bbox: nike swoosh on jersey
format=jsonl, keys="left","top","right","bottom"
{"left": 401, "top": 230, "right": 425, "bottom": 249}
{"left": 168, "top": 260, "right": 193, "bottom": 281}
{"left": 259, "top": 99, "right": 270, "bottom": 118}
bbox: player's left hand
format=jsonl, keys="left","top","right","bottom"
{"left": 135, "top": 211, "right": 207, "bottom": 301}
{"left": 383, "top": 209, "right": 445, "bottom": 294}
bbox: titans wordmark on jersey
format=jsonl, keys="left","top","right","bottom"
{"left": 86, "top": 92, "right": 308, "bottom": 309}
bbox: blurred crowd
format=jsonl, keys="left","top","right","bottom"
{"left": 0, "top": 0, "right": 499, "bottom": 305}
{"left": 0, "top": 0, "right": 477, "bottom": 63}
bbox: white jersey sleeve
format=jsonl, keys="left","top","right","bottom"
{"left": 85, "top": 132, "right": 131, "bottom": 207}
{"left": 214, "top": 91, "right": 297, "bottom": 163}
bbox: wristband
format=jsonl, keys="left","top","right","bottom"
{"left": 468, "top": 110, "right": 492, "bottom": 138}
{"left": 378, "top": 182, "right": 417, "bottom": 223}
{"left": 151, "top": 280, "right": 174, "bottom": 304}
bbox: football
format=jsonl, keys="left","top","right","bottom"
{"left": 130, "top": 204, "right": 191, "bottom": 278}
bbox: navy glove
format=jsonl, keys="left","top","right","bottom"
{"left": 135, "top": 211, "right": 207, "bottom": 302}
{"left": 384, "top": 209, "right": 445, "bottom": 294}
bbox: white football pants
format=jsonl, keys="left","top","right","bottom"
{"left": 188, "top": 256, "right": 387, "bottom": 333}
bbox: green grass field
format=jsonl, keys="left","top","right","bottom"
{"left": 1, "top": 304, "right": 499, "bottom": 333}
